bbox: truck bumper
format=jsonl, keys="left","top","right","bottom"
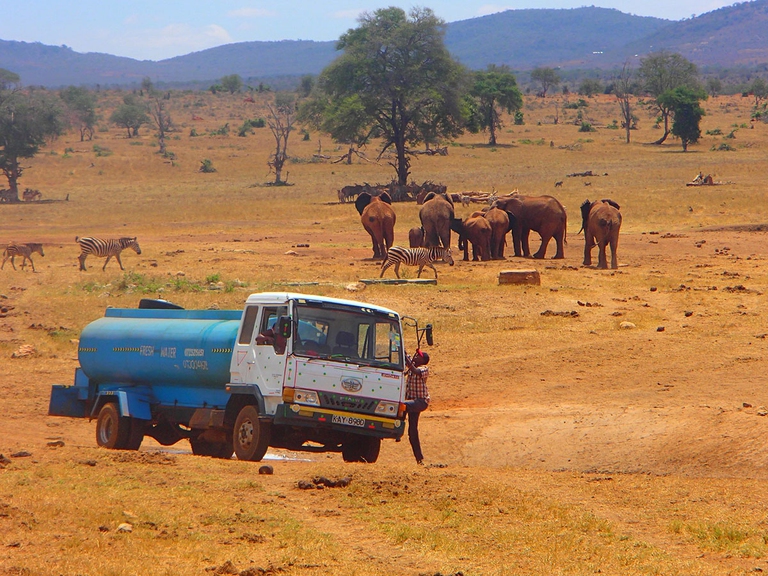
{"left": 273, "top": 403, "right": 404, "bottom": 440}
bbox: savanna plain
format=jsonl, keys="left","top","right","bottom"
{"left": 2, "top": 91, "right": 768, "bottom": 575}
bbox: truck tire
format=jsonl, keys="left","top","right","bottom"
{"left": 190, "top": 434, "right": 234, "bottom": 459}
{"left": 96, "top": 403, "right": 131, "bottom": 450}
{"left": 342, "top": 436, "right": 381, "bottom": 463}
{"left": 233, "top": 406, "right": 271, "bottom": 462}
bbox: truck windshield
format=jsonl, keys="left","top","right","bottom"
{"left": 292, "top": 300, "right": 403, "bottom": 370}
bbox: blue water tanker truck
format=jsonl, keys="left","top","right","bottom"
{"left": 49, "top": 292, "right": 416, "bottom": 463}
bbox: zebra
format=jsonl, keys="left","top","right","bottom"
{"left": 76, "top": 236, "right": 142, "bottom": 271}
{"left": 1, "top": 242, "right": 44, "bottom": 272}
{"left": 380, "top": 246, "right": 454, "bottom": 280}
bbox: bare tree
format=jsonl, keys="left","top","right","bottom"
{"left": 147, "top": 95, "right": 172, "bottom": 157}
{"left": 265, "top": 93, "right": 296, "bottom": 185}
{"left": 614, "top": 61, "right": 634, "bottom": 144}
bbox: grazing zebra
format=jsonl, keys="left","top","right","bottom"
{"left": 76, "top": 236, "right": 141, "bottom": 271}
{"left": 1, "top": 242, "right": 44, "bottom": 272}
{"left": 380, "top": 246, "right": 454, "bottom": 280}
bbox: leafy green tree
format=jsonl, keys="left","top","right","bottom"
{"left": 0, "top": 87, "right": 63, "bottom": 200}
{"left": 657, "top": 86, "right": 707, "bottom": 151}
{"left": 59, "top": 86, "right": 97, "bottom": 141}
{"left": 638, "top": 51, "right": 699, "bottom": 144}
{"left": 706, "top": 77, "right": 723, "bottom": 98}
{"left": 109, "top": 94, "right": 149, "bottom": 138}
{"left": 221, "top": 74, "right": 243, "bottom": 94}
{"left": 470, "top": 65, "right": 523, "bottom": 145}
{"left": 579, "top": 78, "right": 603, "bottom": 97}
{"left": 308, "top": 7, "right": 466, "bottom": 185}
{"left": 298, "top": 75, "right": 314, "bottom": 98}
{"left": 0, "top": 68, "right": 20, "bottom": 90}
{"left": 749, "top": 77, "right": 768, "bottom": 107}
{"left": 299, "top": 92, "right": 373, "bottom": 164}
{"left": 530, "top": 67, "right": 560, "bottom": 97}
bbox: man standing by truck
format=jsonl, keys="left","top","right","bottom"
{"left": 404, "top": 350, "right": 430, "bottom": 465}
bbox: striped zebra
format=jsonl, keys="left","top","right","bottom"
{"left": 1, "top": 242, "right": 44, "bottom": 272}
{"left": 76, "top": 236, "right": 142, "bottom": 271}
{"left": 380, "top": 246, "right": 454, "bottom": 280}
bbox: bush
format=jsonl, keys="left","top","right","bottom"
{"left": 513, "top": 111, "right": 524, "bottom": 125}
{"left": 579, "top": 122, "right": 595, "bottom": 133}
{"left": 209, "top": 123, "right": 229, "bottom": 136}
{"left": 199, "top": 159, "right": 217, "bottom": 173}
{"left": 712, "top": 143, "right": 736, "bottom": 151}
{"left": 93, "top": 145, "right": 112, "bottom": 157}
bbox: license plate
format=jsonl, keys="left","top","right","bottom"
{"left": 332, "top": 414, "right": 365, "bottom": 428}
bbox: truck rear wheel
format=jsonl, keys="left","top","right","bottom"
{"left": 96, "top": 403, "right": 131, "bottom": 450}
{"left": 342, "top": 436, "right": 381, "bottom": 463}
{"left": 233, "top": 406, "right": 271, "bottom": 462}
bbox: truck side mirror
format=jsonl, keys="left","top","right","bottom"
{"left": 425, "top": 323, "right": 433, "bottom": 346}
{"left": 277, "top": 316, "right": 292, "bottom": 339}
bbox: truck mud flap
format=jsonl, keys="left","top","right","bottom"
{"left": 273, "top": 404, "right": 404, "bottom": 440}
{"left": 49, "top": 384, "right": 88, "bottom": 418}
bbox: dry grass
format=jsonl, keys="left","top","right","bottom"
{"left": 2, "top": 91, "right": 768, "bottom": 575}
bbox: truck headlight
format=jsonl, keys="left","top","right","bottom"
{"left": 375, "top": 401, "right": 398, "bottom": 416}
{"left": 293, "top": 389, "right": 320, "bottom": 406}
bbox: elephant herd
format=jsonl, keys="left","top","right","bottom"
{"left": 354, "top": 191, "right": 622, "bottom": 271}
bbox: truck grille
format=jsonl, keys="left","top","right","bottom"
{"left": 319, "top": 392, "right": 378, "bottom": 414}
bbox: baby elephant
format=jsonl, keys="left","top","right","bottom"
{"left": 580, "top": 199, "right": 622, "bottom": 269}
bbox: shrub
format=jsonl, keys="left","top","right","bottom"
{"left": 579, "top": 122, "right": 595, "bottom": 133}
{"left": 199, "top": 159, "right": 217, "bottom": 173}
{"left": 209, "top": 123, "right": 230, "bottom": 136}
{"left": 712, "top": 143, "right": 736, "bottom": 151}
{"left": 514, "top": 111, "right": 524, "bottom": 125}
{"left": 92, "top": 145, "right": 112, "bottom": 157}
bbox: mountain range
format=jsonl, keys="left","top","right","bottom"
{"left": 2, "top": 1, "right": 768, "bottom": 88}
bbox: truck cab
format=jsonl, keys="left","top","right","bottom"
{"left": 228, "top": 293, "right": 406, "bottom": 462}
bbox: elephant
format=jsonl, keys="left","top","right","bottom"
{"left": 408, "top": 226, "right": 425, "bottom": 248}
{"left": 493, "top": 195, "right": 567, "bottom": 259}
{"left": 419, "top": 192, "right": 458, "bottom": 249}
{"left": 457, "top": 212, "right": 492, "bottom": 261}
{"left": 580, "top": 198, "right": 622, "bottom": 269}
{"left": 355, "top": 192, "right": 395, "bottom": 260}
{"left": 483, "top": 207, "right": 510, "bottom": 259}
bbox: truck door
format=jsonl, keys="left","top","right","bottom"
{"left": 251, "top": 306, "right": 288, "bottom": 395}
{"left": 231, "top": 304, "right": 259, "bottom": 385}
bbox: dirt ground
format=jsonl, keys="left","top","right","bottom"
{"left": 3, "top": 91, "right": 768, "bottom": 574}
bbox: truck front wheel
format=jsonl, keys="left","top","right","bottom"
{"left": 342, "top": 436, "right": 381, "bottom": 463}
{"left": 233, "top": 406, "right": 271, "bottom": 462}
{"left": 96, "top": 403, "right": 131, "bottom": 450}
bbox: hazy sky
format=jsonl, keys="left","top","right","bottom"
{"left": 1, "top": 0, "right": 742, "bottom": 61}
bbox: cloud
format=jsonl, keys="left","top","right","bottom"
{"left": 477, "top": 4, "right": 514, "bottom": 17}
{"left": 333, "top": 9, "right": 366, "bottom": 20}
{"left": 123, "top": 23, "right": 233, "bottom": 60}
{"left": 227, "top": 8, "right": 277, "bottom": 18}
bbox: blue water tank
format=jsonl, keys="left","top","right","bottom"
{"left": 78, "top": 308, "right": 241, "bottom": 389}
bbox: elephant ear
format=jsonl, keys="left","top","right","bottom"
{"left": 378, "top": 192, "right": 393, "bottom": 205}
{"left": 579, "top": 199, "right": 593, "bottom": 234}
{"left": 443, "top": 192, "right": 454, "bottom": 207}
{"left": 422, "top": 191, "right": 436, "bottom": 204}
{"left": 505, "top": 212, "right": 517, "bottom": 232}
{"left": 355, "top": 192, "right": 372, "bottom": 215}
{"left": 601, "top": 198, "right": 621, "bottom": 210}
